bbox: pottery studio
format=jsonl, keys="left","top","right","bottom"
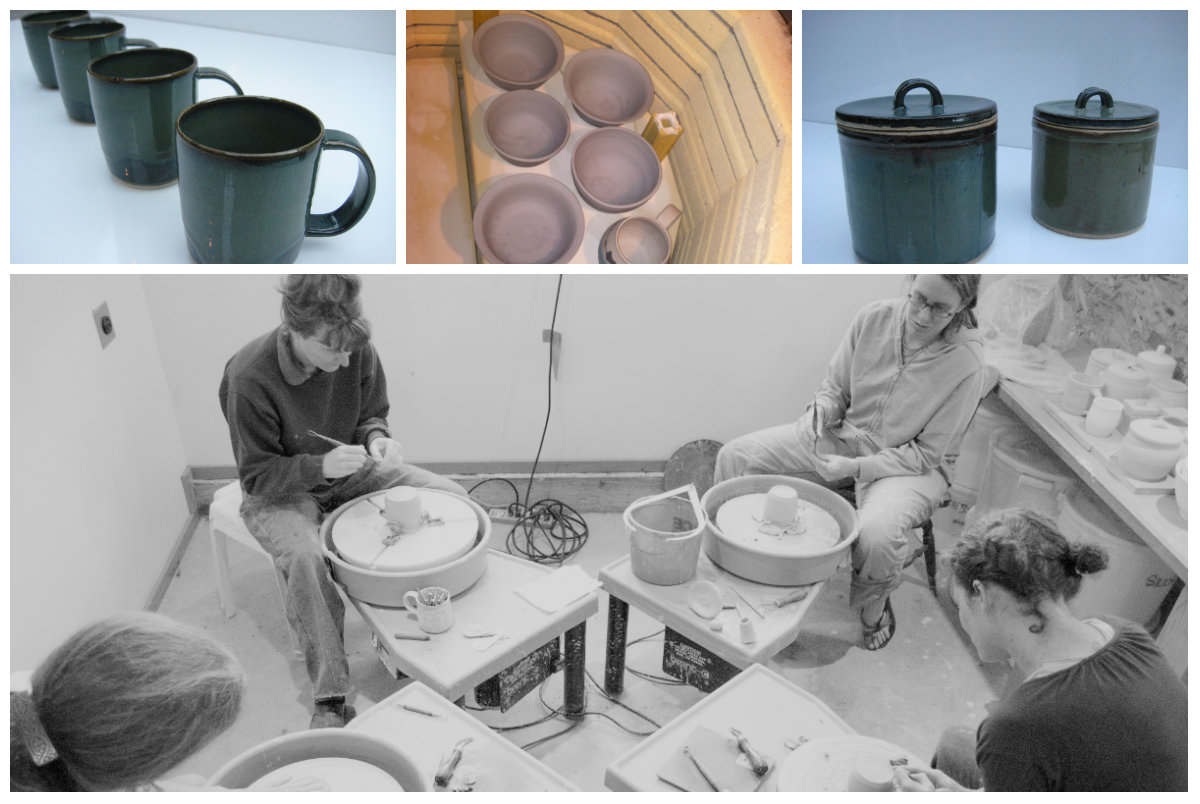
{"left": 9, "top": 274, "right": 1188, "bottom": 793}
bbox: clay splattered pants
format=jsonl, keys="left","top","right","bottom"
{"left": 241, "top": 462, "right": 466, "bottom": 702}
{"left": 713, "top": 416, "right": 946, "bottom": 610}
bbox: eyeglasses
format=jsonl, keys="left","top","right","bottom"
{"left": 906, "top": 292, "right": 958, "bottom": 320}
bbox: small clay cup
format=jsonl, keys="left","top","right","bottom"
{"left": 49, "top": 18, "right": 156, "bottom": 122}
{"left": 88, "top": 48, "right": 243, "bottom": 187}
{"left": 472, "top": 13, "right": 563, "bottom": 91}
{"left": 20, "top": 10, "right": 89, "bottom": 88}
{"left": 473, "top": 174, "right": 584, "bottom": 264}
{"left": 176, "top": 96, "right": 376, "bottom": 263}
{"left": 483, "top": 89, "right": 570, "bottom": 167}
{"left": 571, "top": 126, "right": 662, "bottom": 213}
{"left": 563, "top": 47, "right": 654, "bottom": 127}
{"left": 599, "top": 203, "right": 680, "bottom": 263}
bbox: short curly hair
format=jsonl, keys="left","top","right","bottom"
{"left": 278, "top": 274, "right": 371, "bottom": 351}
{"left": 951, "top": 509, "right": 1108, "bottom": 631}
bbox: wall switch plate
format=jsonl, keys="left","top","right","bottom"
{"left": 92, "top": 301, "right": 115, "bottom": 349}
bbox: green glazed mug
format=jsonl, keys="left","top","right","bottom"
{"left": 49, "top": 18, "right": 156, "bottom": 122}
{"left": 176, "top": 96, "right": 377, "bottom": 264}
{"left": 88, "top": 48, "right": 243, "bottom": 188}
{"left": 20, "top": 10, "right": 89, "bottom": 88}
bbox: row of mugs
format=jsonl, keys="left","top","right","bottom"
{"left": 20, "top": 11, "right": 376, "bottom": 263}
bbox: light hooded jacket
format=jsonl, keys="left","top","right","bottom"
{"left": 811, "top": 297, "right": 987, "bottom": 485}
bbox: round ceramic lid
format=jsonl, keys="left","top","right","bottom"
{"left": 1034, "top": 87, "right": 1158, "bottom": 128}
{"left": 714, "top": 493, "right": 842, "bottom": 558}
{"left": 836, "top": 78, "right": 996, "bottom": 130}
{"left": 1138, "top": 345, "right": 1176, "bottom": 370}
{"left": 331, "top": 490, "right": 479, "bottom": 572}
{"left": 1104, "top": 361, "right": 1149, "bottom": 383}
{"left": 1128, "top": 418, "right": 1184, "bottom": 448}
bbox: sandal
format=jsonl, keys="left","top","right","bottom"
{"left": 861, "top": 597, "right": 896, "bottom": 651}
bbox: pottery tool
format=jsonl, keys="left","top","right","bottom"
{"left": 730, "top": 728, "right": 770, "bottom": 777}
{"left": 396, "top": 703, "right": 441, "bottom": 718}
{"left": 729, "top": 586, "right": 765, "bottom": 620}
{"left": 434, "top": 738, "right": 473, "bottom": 789}
{"left": 393, "top": 631, "right": 431, "bottom": 641}
{"left": 766, "top": 586, "right": 811, "bottom": 609}
{"left": 307, "top": 429, "right": 377, "bottom": 466}
{"left": 681, "top": 746, "right": 724, "bottom": 792}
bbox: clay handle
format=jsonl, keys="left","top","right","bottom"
{"left": 893, "top": 78, "right": 944, "bottom": 115}
{"left": 1074, "top": 87, "right": 1114, "bottom": 113}
{"left": 403, "top": 590, "right": 420, "bottom": 613}
{"left": 656, "top": 203, "right": 680, "bottom": 230}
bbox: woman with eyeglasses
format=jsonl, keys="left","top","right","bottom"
{"left": 894, "top": 509, "right": 1187, "bottom": 791}
{"left": 715, "top": 275, "right": 986, "bottom": 650}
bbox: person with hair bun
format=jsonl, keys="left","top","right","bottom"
{"left": 715, "top": 275, "right": 987, "bottom": 650}
{"left": 894, "top": 509, "right": 1188, "bottom": 792}
{"left": 220, "top": 275, "right": 466, "bottom": 728}
{"left": 10, "top": 611, "right": 322, "bottom": 792}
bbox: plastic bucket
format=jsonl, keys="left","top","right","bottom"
{"left": 625, "top": 484, "right": 706, "bottom": 585}
{"left": 970, "top": 426, "right": 1076, "bottom": 524}
{"left": 1057, "top": 486, "right": 1176, "bottom": 625}
{"left": 950, "top": 395, "right": 1024, "bottom": 505}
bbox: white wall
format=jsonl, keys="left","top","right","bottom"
{"left": 802, "top": 10, "right": 1187, "bottom": 168}
{"left": 101, "top": 9, "right": 396, "bottom": 55}
{"left": 142, "top": 275, "right": 901, "bottom": 467}
{"left": 10, "top": 276, "right": 191, "bottom": 670}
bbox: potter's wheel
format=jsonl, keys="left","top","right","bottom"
{"left": 255, "top": 757, "right": 404, "bottom": 791}
{"left": 331, "top": 490, "right": 478, "bottom": 572}
{"left": 714, "top": 493, "right": 841, "bottom": 558}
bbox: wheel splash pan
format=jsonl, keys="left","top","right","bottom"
{"left": 700, "top": 475, "right": 859, "bottom": 586}
{"left": 320, "top": 490, "right": 491, "bottom": 607}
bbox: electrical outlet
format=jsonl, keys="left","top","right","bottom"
{"left": 487, "top": 506, "right": 523, "bottom": 525}
{"left": 92, "top": 301, "right": 115, "bottom": 348}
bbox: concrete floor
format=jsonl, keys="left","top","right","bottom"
{"left": 159, "top": 503, "right": 1010, "bottom": 790}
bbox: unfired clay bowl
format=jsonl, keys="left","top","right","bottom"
{"left": 483, "top": 89, "right": 570, "bottom": 167}
{"left": 571, "top": 127, "right": 662, "bottom": 213}
{"left": 472, "top": 13, "right": 563, "bottom": 91}
{"left": 563, "top": 47, "right": 654, "bottom": 126}
{"left": 473, "top": 174, "right": 584, "bottom": 263}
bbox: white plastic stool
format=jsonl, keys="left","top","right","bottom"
{"left": 209, "top": 482, "right": 302, "bottom": 657}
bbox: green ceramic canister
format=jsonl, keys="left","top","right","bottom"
{"left": 1031, "top": 87, "right": 1158, "bottom": 238}
{"left": 836, "top": 78, "right": 997, "bottom": 263}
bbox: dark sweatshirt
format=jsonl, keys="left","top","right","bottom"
{"left": 219, "top": 326, "right": 391, "bottom": 497}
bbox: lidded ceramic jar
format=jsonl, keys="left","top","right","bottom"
{"left": 1031, "top": 87, "right": 1159, "bottom": 238}
{"left": 836, "top": 78, "right": 997, "bottom": 263}
{"left": 1100, "top": 360, "right": 1150, "bottom": 400}
{"left": 1118, "top": 419, "right": 1184, "bottom": 482}
{"left": 1137, "top": 344, "right": 1177, "bottom": 381}
{"left": 1084, "top": 347, "right": 1135, "bottom": 377}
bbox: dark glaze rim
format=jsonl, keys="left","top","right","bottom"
{"left": 176, "top": 95, "right": 324, "bottom": 162}
{"left": 21, "top": 10, "right": 89, "bottom": 27}
{"left": 88, "top": 48, "right": 197, "bottom": 83}
{"left": 49, "top": 19, "right": 124, "bottom": 41}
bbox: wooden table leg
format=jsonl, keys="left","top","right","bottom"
{"left": 604, "top": 595, "right": 630, "bottom": 696}
{"left": 563, "top": 621, "right": 586, "bottom": 719}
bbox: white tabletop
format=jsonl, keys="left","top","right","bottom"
{"left": 599, "top": 552, "right": 824, "bottom": 669}
{"left": 10, "top": 15, "right": 396, "bottom": 263}
{"left": 801, "top": 119, "right": 1187, "bottom": 264}
{"left": 460, "top": 20, "right": 682, "bottom": 264}
{"left": 350, "top": 550, "right": 599, "bottom": 702}
{"left": 350, "top": 680, "right": 578, "bottom": 791}
{"left": 604, "top": 664, "right": 855, "bottom": 792}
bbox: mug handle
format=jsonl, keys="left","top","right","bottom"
{"left": 656, "top": 203, "right": 681, "bottom": 230}
{"left": 306, "top": 129, "right": 376, "bottom": 237}
{"left": 403, "top": 590, "right": 420, "bottom": 613}
{"left": 122, "top": 38, "right": 157, "bottom": 49}
{"left": 195, "top": 67, "right": 243, "bottom": 96}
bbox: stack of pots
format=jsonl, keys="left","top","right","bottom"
{"left": 836, "top": 79, "right": 1161, "bottom": 262}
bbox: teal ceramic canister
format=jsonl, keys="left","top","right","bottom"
{"left": 1031, "top": 87, "right": 1159, "bottom": 238}
{"left": 20, "top": 10, "right": 89, "bottom": 88}
{"left": 836, "top": 78, "right": 997, "bottom": 263}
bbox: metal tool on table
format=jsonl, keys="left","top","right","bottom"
{"left": 434, "top": 737, "right": 473, "bottom": 789}
{"left": 729, "top": 586, "right": 765, "bottom": 620}
{"left": 396, "top": 702, "right": 442, "bottom": 718}
{"left": 681, "top": 745, "right": 725, "bottom": 792}
{"left": 729, "top": 727, "right": 770, "bottom": 777}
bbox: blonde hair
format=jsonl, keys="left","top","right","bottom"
{"left": 278, "top": 274, "right": 371, "bottom": 351}
{"left": 27, "top": 612, "right": 245, "bottom": 790}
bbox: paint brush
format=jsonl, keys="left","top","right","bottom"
{"left": 730, "top": 727, "right": 770, "bottom": 776}
{"left": 307, "top": 429, "right": 376, "bottom": 466}
{"left": 396, "top": 703, "right": 442, "bottom": 718}
{"left": 682, "top": 746, "right": 725, "bottom": 792}
{"left": 434, "top": 738, "right": 473, "bottom": 789}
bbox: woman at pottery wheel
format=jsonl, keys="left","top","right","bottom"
{"left": 894, "top": 510, "right": 1187, "bottom": 791}
{"left": 10, "top": 611, "right": 323, "bottom": 792}
{"left": 714, "top": 275, "right": 986, "bottom": 650}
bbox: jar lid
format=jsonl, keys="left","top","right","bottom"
{"left": 1033, "top": 87, "right": 1158, "bottom": 129}
{"left": 1138, "top": 344, "right": 1176, "bottom": 370}
{"left": 836, "top": 78, "right": 997, "bottom": 131}
{"left": 1129, "top": 418, "right": 1184, "bottom": 447}
{"left": 1104, "top": 361, "right": 1149, "bottom": 382}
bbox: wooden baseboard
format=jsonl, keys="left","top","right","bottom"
{"left": 182, "top": 462, "right": 667, "bottom": 515}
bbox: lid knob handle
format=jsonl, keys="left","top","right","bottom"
{"left": 893, "top": 78, "right": 944, "bottom": 116}
{"left": 1074, "top": 87, "right": 1115, "bottom": 116}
